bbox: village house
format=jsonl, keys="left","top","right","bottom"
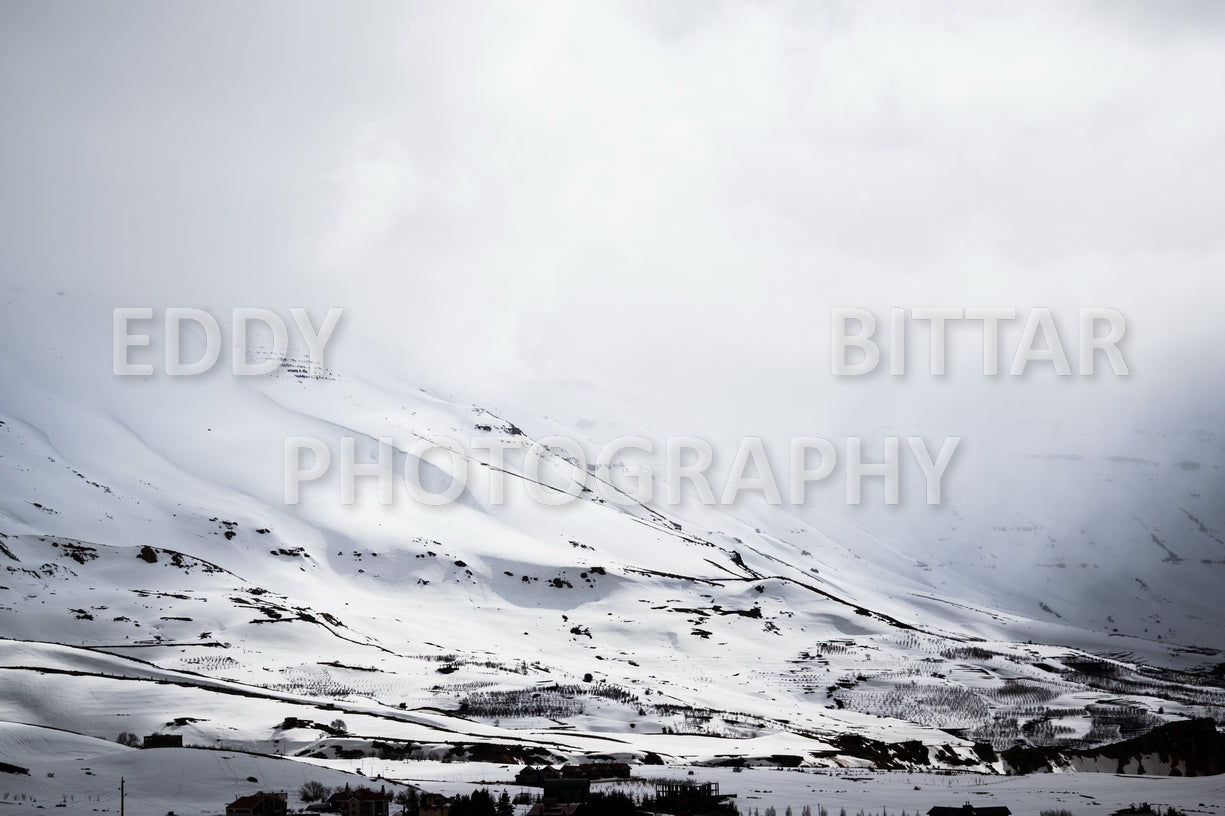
{"left": 420, "top": 792, "right": 452, "bottom": 816}
{"left": 328, "top": 785, "right": 394, "bottom": 816}
{"left": 651, "top": 780, "right": 735, "bottom": 816}
{"left": 541, "top": 778, "right": 590, "bottom": 804}
{"left": 515, "top": 765, "right": 562, "bottom": 786}
{"left": 559, "top": 762, "right": 630, "bottom": 780}
{"left": 225, "top": 791, "right": 288, "bottom": 816}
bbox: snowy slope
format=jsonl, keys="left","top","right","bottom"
{"left": 0, "top": 288, "right": 1223, "bottom": 785}
{"left": 0, "top": 720, "right": 402, "bottom": 815}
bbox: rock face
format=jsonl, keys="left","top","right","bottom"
{"left": 1002, "top": 718, "right": 1225, "bottom": 776}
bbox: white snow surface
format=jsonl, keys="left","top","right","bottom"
{"left": 0, "top": 290, "right": 1223, "bottom": 808}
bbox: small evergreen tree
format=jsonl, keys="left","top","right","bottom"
{"left": 395, "top": 788, "right": 419, "bottom": 816}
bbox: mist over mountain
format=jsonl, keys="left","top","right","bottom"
{"left": 1, "top": 3, "right": 1224, "bottom": 812}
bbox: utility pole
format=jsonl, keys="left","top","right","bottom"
{"left": 120, "top": 777, "right": 125, "bottom": 816}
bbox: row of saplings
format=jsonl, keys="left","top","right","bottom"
{"left": 297, "top": 787, "right": 1194, "bottom": 816}
{"left": 297, "top": 784, "right": 650, "bottom": 816}
{"left": 298, "top": 786, "right": 528, "bottom": 816}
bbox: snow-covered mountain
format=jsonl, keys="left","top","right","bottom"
{"left": 1, "top": 288, "right": 1222, "bottom": 787}
{"left": 4, "top": 4, "right": 1225, "bottom": 814}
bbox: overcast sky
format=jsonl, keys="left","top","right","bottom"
{"left": 2, "top": 0, "right": 1224, "bottom": 437}
{"left": 3, "top": 2, "right": 1225, "bottom": 642}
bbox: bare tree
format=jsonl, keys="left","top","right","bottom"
{"left": 299, "top": 781, "right": 331, "bottom": 802}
